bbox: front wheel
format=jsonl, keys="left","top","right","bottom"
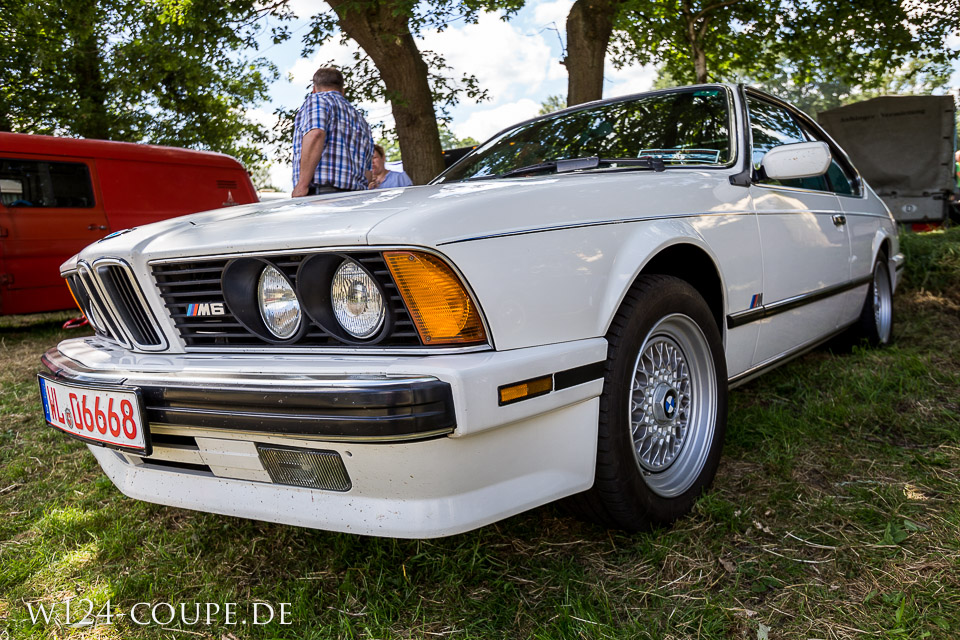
{"left": 568, "top": 275, "right": 727, "bottom": 530}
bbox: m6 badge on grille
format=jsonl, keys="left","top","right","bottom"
{"left": 38, "top": 375, "right": 151, "bottom": 455}
{"left": 186, "top": 302, "right": 226, "bottom": 316}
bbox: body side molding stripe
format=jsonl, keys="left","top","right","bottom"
{"left": 726, "top": 275, "right": 872, "bottom": 329}
{"left": 437, "top": 210, "right": 754, "bottom": 245}
{"left": 554, "top": 361, "right": 606, "bottom": 391}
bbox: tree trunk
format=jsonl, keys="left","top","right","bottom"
{"left": 691, "top": 41, "right": 708, "bottom": 83}
{"left": 69, "top": 0, "right": 110, "bottom": 139}
{"left": 682, "top": 4, "right": 710, "bottom": 84}
{"left": 564, "top": 0, "right": 623, "bottom": 106}
{"left": 326, "top": 0, "right": 445, "bottom": 185}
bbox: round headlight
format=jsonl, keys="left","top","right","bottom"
{"left": 331, "top": 260, "right": 384, "bottom": 338}
{"left": 257, "top": 265, "right": 301, "bottom": 339}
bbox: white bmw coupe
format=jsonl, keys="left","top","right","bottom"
{"left": 39, "top": 84, "right": 902, "bottom": 538}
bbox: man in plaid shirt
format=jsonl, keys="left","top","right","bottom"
{"left": 292, "top": 67, "right": 374, "bottom": 197}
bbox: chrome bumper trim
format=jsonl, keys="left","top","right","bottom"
{"left": 41, "top": 347, "right": 456, "bottom": 442}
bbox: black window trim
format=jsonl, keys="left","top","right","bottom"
{"left": 743, "top": 87, "right": 866, "bottom": 200}
{"left": 792, "top": 118, "right": 856, "bottom": 196}
{"left": 433, "top": 84, "right": 742, "bottom": 184}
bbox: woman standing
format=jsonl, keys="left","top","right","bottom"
{"left": 368, "top": 144, "right": 413, "bottom": 189}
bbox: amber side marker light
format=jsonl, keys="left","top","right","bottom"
{"left": 498, "top": 375, "right": 553, "bottom": 406}
{"left": 63, "top": 279, "right": 90, "bottom": 330}
{"left": 383, "top": 251, "right": 486, "bottom": 345}
{"left": 65, "top": 279, "right": 87, "bottom": 317}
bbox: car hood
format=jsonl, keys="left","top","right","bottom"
{"left": 82, "top": 170, "right": 742, "bottom": 262}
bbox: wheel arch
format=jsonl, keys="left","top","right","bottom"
{"left": 872, "top": 224, "right": 901, "bottom": 289}
{"left": 602, "top": 238, "right": 726, "bottom": 340}
{"left": 875, "top": 233, "right": 892, "bottom": 263}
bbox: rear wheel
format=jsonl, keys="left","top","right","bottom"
{"left": 568, "top": 275, "right": 727, "bottom": 530}
{"left": 855, "top": 255, "right": 893, "bottom": 346}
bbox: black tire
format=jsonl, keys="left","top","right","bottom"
{"left": 854, "top": 254, "right": 894, "bottom": 347}
{"left": 566, "top": 275, "right": 728, "bottom": 530}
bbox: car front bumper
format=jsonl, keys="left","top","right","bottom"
{"left": 42, "top": 337, "right": 607, "bottom": 538}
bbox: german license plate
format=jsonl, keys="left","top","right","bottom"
{"left": 38, "top": 375, "right": 151, "bottom": 456}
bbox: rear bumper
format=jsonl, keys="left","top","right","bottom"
{"left": 42, "top": 337, "right": 607, "bottom": 537}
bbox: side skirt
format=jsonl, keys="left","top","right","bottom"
{"left": 727, "top": 321, "right": 856, "bottom": 390}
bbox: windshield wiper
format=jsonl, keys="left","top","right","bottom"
{"left": 493, "top": 157, "right": 600, "bottom": 178}
{"left": 491, "top": 155, "right": 666, "bottom": 179}
{"left": 597, "top": 156, "right": 666, "bottom": 172}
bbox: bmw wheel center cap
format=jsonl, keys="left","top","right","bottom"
{"left": 652, "top": 384, "right": 679, "bottom": 422}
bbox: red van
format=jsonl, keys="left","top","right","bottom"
{"left": 0, "top": 133, "right": 258, "bottom": 315}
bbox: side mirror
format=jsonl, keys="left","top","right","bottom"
{"left": 761, "top": 141, "right": 831, "bottom": 180}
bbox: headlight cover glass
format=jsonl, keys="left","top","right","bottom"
{"left": 257, "top": 265, "right": 301, "bottom": 339}
{"left": 331, "top": 260, "right": 385, "bottom": 338}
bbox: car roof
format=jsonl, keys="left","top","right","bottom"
{"left": 0, "top": 132, "right": 245, "bottom": 169}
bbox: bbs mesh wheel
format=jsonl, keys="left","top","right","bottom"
{"left": 567, "top": 275, "right": 728, "bottom": 530}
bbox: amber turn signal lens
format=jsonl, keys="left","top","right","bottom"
{"left": 498, "top": 375, "right": 553, "bottom": 406}
{"left": 65, "top": 279, "right": 84, "bottom": 315}
{"left": 384, "top": 251, "right": 486, "bottom": 345}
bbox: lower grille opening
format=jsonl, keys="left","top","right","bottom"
{"left": 256, "top": 444, "right": 351, "bottom": 491}
{"left": 150, "top": 433, "right": 198, "bottom": 448}
{"left": 138, "top": 458, "right": 213, "bottom": 474}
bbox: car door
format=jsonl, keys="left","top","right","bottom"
{"left": 746, "top": 94, "right": 851, "bottom": 366}
{"left": 793, "top": 117, "right": 875, "bottom": 327}
{"left": 0, "top": 156, "right": 109, "bottom": 314}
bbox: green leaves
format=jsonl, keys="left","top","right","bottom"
{"left": 0, "top": 0, "right": 288, "bottom": 181}
{"left": 881, "top": 520, "right": 911, "bottom": 546}
{"left": 610, "top": 0, "right": 959, "bottom": 107}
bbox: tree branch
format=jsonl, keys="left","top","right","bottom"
{"left": 693, "top": 0, "right": 742, "bottom": 23}
{"left": 697, "top": 13, "right": 713, "bottom": 40}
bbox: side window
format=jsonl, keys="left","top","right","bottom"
{"left": 0, "top": 159, "right": 95, "bottom": 208}
{"left": 825, "top": 162, "right": 855, "bottom": 196}
{"left": 747, "top": 97, "right": 828, "bottom": 192}
{"left": 795, "top": 120, "right": 861, "bottom": 197}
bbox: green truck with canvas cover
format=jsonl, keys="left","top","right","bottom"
{"left": 818, "top": 95, "right": 958, "bottom": 227}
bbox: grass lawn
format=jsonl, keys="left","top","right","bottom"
{"left": 1, "top": 229, "right": 959, "bottom": 639}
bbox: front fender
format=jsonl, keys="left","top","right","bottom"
{"left": 440, "top": 211, "right": 761, "bottom": 356}
{"left": 599, "top": 220, "right": 726, "bottom": 337}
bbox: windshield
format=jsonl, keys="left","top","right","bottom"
{"left": 435, "top": 87, "right": 733, "bottom": 183}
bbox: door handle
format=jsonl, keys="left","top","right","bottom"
{"left": 88, "top": 224, "right": 108, "bottom": 231}
{"left": 832, "top": 214, "right": 846, "bottom": 227}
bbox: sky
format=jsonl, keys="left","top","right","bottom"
{"left": 250, "top": 0, "right": 960, "bottom": 191}
{"left": 249, "top": 0, "right": 660, "bottom": 189}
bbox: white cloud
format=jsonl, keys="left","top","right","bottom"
{"left": 246, "top": 106, "right": 279, "bottom": 130}
{"left": 453, "top": 98, "right": 541, "bottom": 142}
{"left": 267, "top": 163, "right": 292, "bottom": 192}
{"left": 283, "top": 0, "right": 327, "bottom": 22}
{"left": 532, "top": 0, "right": 573, "bottom": 29}
{"left": 604, "top": 62, "right": 658, "bottom": 99}
{"left": 285, "top": 44, "right": 394, "bottom": 132}
{"left": 287, "top": 39, "right": 360, "bottom": 88}
{"left": 420, "top": 14, "right": 555, "bottom": 103}
{"left": 242, "top": 107, "right": 288, "bottom": 190}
